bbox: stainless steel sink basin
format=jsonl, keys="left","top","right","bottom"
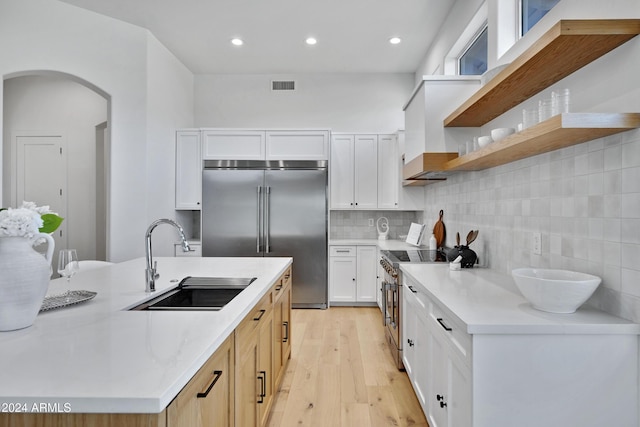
{"left": 129, "top": 276, "right": 256, "bottom": 311}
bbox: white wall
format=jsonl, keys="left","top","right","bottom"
{"left": 0, "top": 0, "right": 194, "bottom": 261}
{"left": 417, "top": 0, "right": 640, "bottom": 322}
{"left": 145, "top": 33, "right": 195, "bottom": 256}
{"left": 194, "top": 73, "right": 414, "bottom": 132}
{"left": 3, "top": 75, "right": 108, "bottom": 260}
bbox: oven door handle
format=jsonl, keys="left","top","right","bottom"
{"left": 382, "top": 281, "right": 395, "bottom": 326}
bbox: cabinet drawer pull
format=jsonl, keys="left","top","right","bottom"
{"left": 196, "top": 370, "right": 223, "bottom": 398}
{"left": 335, "top": 250, "right": 351, "bottom": 253}
{"left": 276, "top": 285, "right": 283, "bottom": 291}
{"left": 407, "top": 338, "right": 414, "bottom": 347}
{"left": 437, "top": 318, "right": 452, "bottom": 332}
{"left": 254, "top": 309, "right": 266, "bottom": 321}
{"left": 408, "top": 285, "right": 417, "bottom": 294}
{"left": 283, "top": 321, "right": 289, "bottom": 343}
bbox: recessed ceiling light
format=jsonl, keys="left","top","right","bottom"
{"left": 231, "top": 38, "right": 244, "bottom": 46}
{"left": 389, "top": 37, "right": 402, "bottom": 45}
{"left": 306, "top": 37, "right": 317, "bottom": 45}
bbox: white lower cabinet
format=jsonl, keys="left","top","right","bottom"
{"left": 402, "top": 277, "right": 473, "bottom": 427}
{"left": 329, "top": 245, "right": 377, "bottom": 304}
{"left": 402, "top": 272, "right": 638, "bottom": 427}
{"left": 427, "top": 321, "right": 471, "bottom": 427}
{"left": 402, "top": 284, "right": 429, "bottom": 409}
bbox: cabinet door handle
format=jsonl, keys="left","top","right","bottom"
{"left": 283, "top": 321, "right": 289, "bottom": 343}
{"left": 436, "top": 318, "right": 452, "bottom": 332}
{"left": 408, "top": 285, "right": 417, "bottom": 294}
{"left": 257, "top": 370, "right": 267, "bottom": 403}
{"left": 254, "top": 309, "right": 266, "bottom": 321}
{"left": 257, "top": 373, "right": 264, "bottom": 403}
{"left": 196, "top": 370, "right": 223, "bottom": 398}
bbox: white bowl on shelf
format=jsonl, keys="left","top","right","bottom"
{"left": 512, "top": 268, "right": 601, "bottom": 314}
{"left": 490, "top": 127, "right": 515, "bottom": 142}
{"left": 477, "top": 135, "right": 493, "bottom": 148}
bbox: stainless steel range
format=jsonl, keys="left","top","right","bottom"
{"left": 380, "top": 249, "right": 447, "bottom": 370}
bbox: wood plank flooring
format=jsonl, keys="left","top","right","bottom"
{"left": 267, "top": 307, "right": 429, "bottom": 427}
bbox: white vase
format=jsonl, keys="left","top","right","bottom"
{"left": 0, "top": 233, "right": 55, "bottom": 331}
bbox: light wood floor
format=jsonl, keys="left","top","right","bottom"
{"left": 267, "top": 307, "right": 429, "bottom": 427}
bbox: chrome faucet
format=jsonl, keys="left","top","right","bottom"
{"left": 145, "top": 218, "right": 191, "bottom": 292}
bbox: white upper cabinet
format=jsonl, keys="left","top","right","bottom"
{"left": 202, "top": 130, "right": 266, "bottom": 160}
{"left": 330, "top": 134, "right": 377, "bottom": 209}
{"left": 175, "top": 130, "right": 202, "bottom": 210}
{"left": 202, "top": 129, "right": 329, "bottom": 161}
{"left": 330, "top": 134, "right": 356, "bottom": 209}
{"left": 265, "top": 130, "right": 329, "bottom": 160}
{"left": 331, "top": 132, "right": 423, "bottom": 210}
{"left": 353, "top": 134, "right": 378, "bottom": 209}
{"left": 377, "top": 134, "right": 399, "bottom": 209}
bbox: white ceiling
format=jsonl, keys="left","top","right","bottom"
{"left": 58, "top": 0, "right": 456, "bottom": 74}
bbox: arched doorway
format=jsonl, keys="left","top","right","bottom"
{"left": 2, "top": 71, "right": 111, "bottom": 262}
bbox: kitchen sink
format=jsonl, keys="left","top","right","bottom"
{"left": 129, "top": 276, "right": 256, "bottom": 311}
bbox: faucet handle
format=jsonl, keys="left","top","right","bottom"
{"left": 153, "top": 261, "right": 159, "bottom": 279}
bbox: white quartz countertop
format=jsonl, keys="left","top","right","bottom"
{"left": 0, "top": 256, "right": 292, "bottom": 413}
{"left": 400, "top": 263, "right": 640, "bottom": 335}
{"left": 330, "top": 238, "right": 427, "bottom": 251}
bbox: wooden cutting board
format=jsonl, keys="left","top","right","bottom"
{"left": 433, "top": 210, "right": 446, "bottom": 248}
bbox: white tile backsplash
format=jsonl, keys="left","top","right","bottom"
{"left": 330, "top": 210, "right": 421, "bottom": 240}
{"left": 421, "top": 128, "right": 640, "bottom": 322}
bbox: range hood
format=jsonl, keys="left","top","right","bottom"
{"left": 402, "top": 76, "right": 481, "bottom": 186}
{"left": 402, "top": 152, "right": 458, "bottom": 186}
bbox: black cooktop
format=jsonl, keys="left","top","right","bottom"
{"left": 384, "top": 249, "right": 448, "bottom": 264}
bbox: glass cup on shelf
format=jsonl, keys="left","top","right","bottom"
{"left": 551, "top": 88, "right": 570, "bottom": 116}
{"left": 57, "top": 249, "right": 79, "bottom": 300}
{"left": 466, "top": 139, "right": 475, "bottom": 154}
{"left": 458, "top": 141, "right": 467, "bottom": 157}
{"left": 538, "top": 98, "right": 553, "bottom": 122}
{"left": 522, "top": 108, "right": 538, "bottom": 129}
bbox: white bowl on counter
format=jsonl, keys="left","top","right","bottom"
{"left": 491, "top": 127, "right": 515, "bottom": 142}
{"left": 512, "top": 268, "right": 601, "bottom": 314}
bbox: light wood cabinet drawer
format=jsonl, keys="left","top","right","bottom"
{"left": 236, "top": 291, "right": 272, "bottom": 343}
{"left": 272, "top": 267, "right": 292, "bottom": 302}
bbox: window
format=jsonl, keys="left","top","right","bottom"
{"left": 459, "top": 26, "right": 488, "bottom": 75}
{"left": 521, "top": 0, "right": 560, "bottom": 35}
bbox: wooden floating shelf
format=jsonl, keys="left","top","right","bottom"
{"left": 402, "top": 152, "right": 458, "bottom": 186}
{"left": 445, "top": 113, "right": 640, "bottom": 171}
{"left": 444, "top": 19, "right": 640, "bottom": 128}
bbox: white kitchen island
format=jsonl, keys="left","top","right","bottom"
{"left": 400, "top": 263, "right": 640, "bottom": 427}
{"left": 0, "top": 256, "right": 292, "bottom": 418}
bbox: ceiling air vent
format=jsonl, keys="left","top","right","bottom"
{"left": 271, "top": 80, "right": 296, "bottom": 91}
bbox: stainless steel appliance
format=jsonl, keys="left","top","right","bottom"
{"left": 380, "top": 249, "right": 447, "bottom": 369}
{"left": 202, "top": 160, "right": 328, "bottom": 308}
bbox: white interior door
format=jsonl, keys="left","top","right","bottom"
{"left": 15, "top": 134, "right": 67, "bottom": 255}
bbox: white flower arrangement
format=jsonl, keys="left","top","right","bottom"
{"left": 0, "top": 201, "right": 64, "bottom": 239}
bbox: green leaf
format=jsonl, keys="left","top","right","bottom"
{"left": 39, "top": 213, "right": 64, "bottom": 233}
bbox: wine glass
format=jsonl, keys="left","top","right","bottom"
{"left": 57, "top": 249, "right": 79, "bottom": 299}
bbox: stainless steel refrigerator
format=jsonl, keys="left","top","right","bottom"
{"left": 202, "top": 160, "right": 328, "bottom": 308}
